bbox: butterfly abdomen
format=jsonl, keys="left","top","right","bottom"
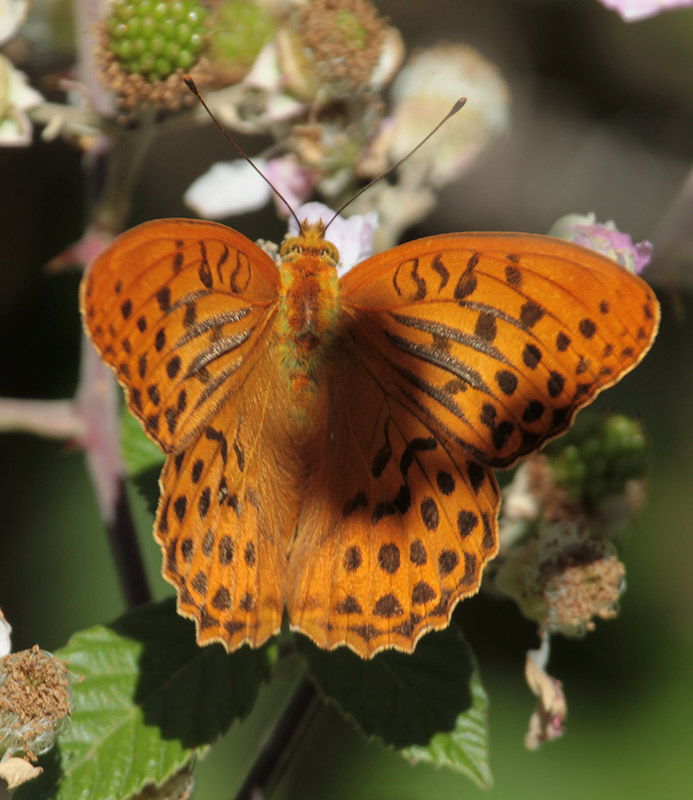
{"left": 277, "top": 225, "right": 342, "bottom": 407}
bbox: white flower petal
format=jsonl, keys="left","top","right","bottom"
{"left": 243, "top": 40, "right": 281, "bottom": 91}
{"left": 184, "top": 159, "right": 272, "bottom": 219}
{"left": 388, "top": 44, "right": 510, "bottom": 187}
{"left": 0, "top": 0, "right": 28, "bottom": 47}
{"left": 597, "top": 0, "right": 693, "bottom": 21}
{"left": 370, "top": 26, "right": 406, "bottom": 90}
{"left": 0, "top": 55, "right": 43, "bottom": 146}
{"left": 288, "top": 201, "right": 331, "bottom": 234}
{"left": 0, "top": 606, "right": 11, "bottom": 656}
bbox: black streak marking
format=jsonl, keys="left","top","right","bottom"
{"left": 523, "top": 343, "right": 542, "bottom": 369}
{"left": 505, "top": 264, "right": 521, "bottom": 285}
{"left": 343, "top": 490, "right": 368, "bottom": 517}
{"left": 230, "top": 251, "right": 252, "bottom": 294}
{"left": 386, "top": 332, "right": 492, "bottom": 393}
{"left": 556, "top": 332, "right": 571, "bottom": 352}
{"left": 175, "top": 307, "right": 253, "bottom": 347}
{"left": 579, "top": 318, "right": 597, "bottom": 339}
{"left": 199, "top": 241, "right": 213, "bottom": 288}
{"left": 184, "top": 330, "right": 254, "bottom": 378}
{"left": 393, "top": 258, "right": 426, "bottom": 299}
{"left": 421, "top": 497, "right": 439, "bottom": 530}
{"left": 156, "top": 287, "right": 171, "bottom": 311}
{"left": 400, "top": 436, "right": 436, "bottom": 476}
{"left": 167, "top": 356, "right": 182, "bottom": 379}
{"left": 519, "top": 300, "right": 545, "bottom": 328}
{"left": 390, "top": 312, "right": 507, "bottom": 362}
{"left": 371, "top": 420, "right": 392, "bottom": 478}
{"left": 475, "top": 312, "right": 497, "bottom": 343}
{"left": 547, "top": 371, "right": 566, "bottom": 398}
{"left": 216, "top": 245, "right": 229, "bottom": 281}
{"left": 431, "top": 253, "right": 449, "bottom": 290}
{"left": 436, "top": 470, "right": 455, "bottom": 495}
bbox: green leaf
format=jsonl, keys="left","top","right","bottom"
{"left": 401, "top": 662, "right": 492, "bottom": 789}
{"left": 120, "top": 408, "right": 164, "bottom": 477}
{"left": 121, "top": 409, "right": 164, "bottom": 513}
{"left": 299, "top": 626, "right": 491, "bottom": 786}
{"left": 16, "top": 599, "right": 270, "bottom": 800}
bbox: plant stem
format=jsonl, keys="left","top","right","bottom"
{"left": 233, "top": 675, "right": 320, "bottom": 800}
{"left": 107, "top": 478, "right": 152, "bottom": 607}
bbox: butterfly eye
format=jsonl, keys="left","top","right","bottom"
{"left": 279, "top": 240, "right": 300, "bottom": 258}
{"left": 321, "top": 243, "right": 339, "bottom": 263}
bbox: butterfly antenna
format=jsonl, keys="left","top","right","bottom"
{"left": 184, "top": 75, "right": 303, "bottom": 231}
{"left": 325, "top": 97, "right": 467, "bottom": 232}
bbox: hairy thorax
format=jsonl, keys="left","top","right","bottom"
{"left": 277, "top": 223, "right": 342, "bottom": 411}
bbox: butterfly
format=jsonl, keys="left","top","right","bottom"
{"left": 80, "top": 215, "right": 659, "bottom": 658}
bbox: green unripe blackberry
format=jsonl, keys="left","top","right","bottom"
{"left": 547, "top": 413, "right": 649, "bottom": 506}
{"left": 106, "top": 0, "right": 208, "bottom": 82}
{"left": 207, "top": 0, "right": 276, "bottom": 73}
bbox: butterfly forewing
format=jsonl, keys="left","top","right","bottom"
{"left": 81, "top": 219, "right": 281, "bottom": 453}
{"left": 341, "top": 233, "right": 659, "bottom": 469}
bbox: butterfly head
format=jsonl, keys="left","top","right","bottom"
{"left": 280, "top": 219, "right": 340, "bottom": 268}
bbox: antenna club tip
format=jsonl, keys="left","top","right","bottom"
{"left": 183, "top": 75, "right": 197, "bottom": 92}
{"left": 452, "top": 97, "right": 467, "bottom": 113}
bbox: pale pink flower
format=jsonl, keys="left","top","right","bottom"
{"left": 597, "top": 0, "right": 693, "bottom": 21}
{"left": 550, "top": 213, "right": 653, "bottom": 274}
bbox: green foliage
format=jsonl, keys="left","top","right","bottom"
{"left": 400, "top": 666, "right": 491, "bottom": 788}
{"left": 546, "top": 412, "right": 649, "bottom": 506}
{"left": 121, "top": 409, "right": 164, "bottom": 514}
{"left": 299, "top": 626, "right": 491, "bottom": 788}
{"left": 120, "top": 408, "right": 165, "bottom": 477}
{"left": 15, "top": 600, "right": 270, "bottom": 800}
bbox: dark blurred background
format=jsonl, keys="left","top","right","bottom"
{"left": 1, "top": 1, "right": 692, "bottom": 797}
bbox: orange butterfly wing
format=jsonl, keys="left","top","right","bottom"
{"left": 340, "top": 232, "right": 659, "bottom": 467}
{"left": 82, "top": 222, "right": 659, "bottom": 659}
{"left": 285, "top": 232, "right": 659, "bottom": 656}
{"left": 81, "top": 219, "right": 280, "bottom": 453}
{"left": 154, "top": 344, "right": 300, "bottom": 649}
{"left": 286, "top": 338, "right": 500, "bottom": 656}
{"left": 81, "top": 219, "right": 301, "bottom": 648}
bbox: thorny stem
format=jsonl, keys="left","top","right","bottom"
{"left": 233, "top": 676, "right": 320, "bottom": 800}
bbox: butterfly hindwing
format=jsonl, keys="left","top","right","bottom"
{"left": 154, "top": 343, "right": 301, "bottom": 650}
{"left": 286, "top": 335, "right": 500, "bottom": 657}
